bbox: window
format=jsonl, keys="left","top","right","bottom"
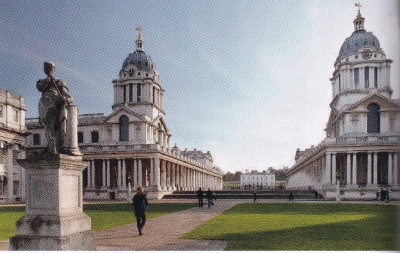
{"left": 152, "top": 87, "right": 156, "bottom": 104}
{"left": 91, "top": 131, "right": 99, "bottom": 143}
{"left": 374, "top": 67, "right": 378, "bottom": 88}
{"left": 13, "top": 181, "right": 20, "bottom": 195}
{"left": 354, "top": 68, "right": 359, "bottom": 87}
{"left": 129, "top": 83, "right": 133, "bottom": 102}
{"left": 0, "top": 105, "right": 3, "bottom": 118}
{"left": 338, "top": 74, "right": 342, "bottom": 91}
{"left": 367, "top": 103, "right": 380, "bottom": 133}
{"left": 137, "top": 84, "right": 142, "bottom": 102}
{"left": 364, "top": 67, "right": 369, "bottom": 88}
{"left": 119, "top": 115, "right": 129, "bottom": 141}
{"left": 123, "top": 85, "right": 126, "bottom": 103}
{"left": 78, "top": 132, "right": 84, "bottom": 143}
{"left": 33, "top": 134, "right": 41, "bottom": 145}
{"left": 13, "top": 109, "right": 19, "bottom": 122}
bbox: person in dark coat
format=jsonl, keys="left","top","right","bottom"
{"left": 289, "top": 192, "right": 294, "bottom": 201}
{"left": 196, "top": 188, "right": 204, "bottom": 208}
{"left": 132, "top": 187, "right": 148, "bottom": 236}
{"left": 253, "top": 192, "right": 257, "bottom": 203}
{"left": 206, "top": 189, "right": 214, "bottom": 208}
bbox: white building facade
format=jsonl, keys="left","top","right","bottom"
{"left": 240, "top": 171, "right": 275, "bottom": 190}
{"left": 286, "top": 10, "right": 400, "bottom": 200}
{"left": 0, "top": 88, "right": 27, "bottom": 202}
{"left": 26, "top": 31, "right": 223, "bottom": 200}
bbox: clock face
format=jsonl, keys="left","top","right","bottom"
{"left": 361, "top": 49, "right": 372, "bottom": 59}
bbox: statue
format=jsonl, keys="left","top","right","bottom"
{"left": 37, "top": 61, "right": 79, "bottom": 155}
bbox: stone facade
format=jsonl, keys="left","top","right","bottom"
{"left": 0, "top": 88, "right": 27, "bottom": 202}
{"left": 286, "top": 10, "right": 400, "bottom": 200}
{"left": 240, "top": 171, "right": 275, "bottom": 189}
{"left": 26, "top": 31, "right": 223, "bottom": 200}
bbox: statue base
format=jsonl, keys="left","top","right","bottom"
{"left": 10, "top": 154, "right": 94, "bottom": 251}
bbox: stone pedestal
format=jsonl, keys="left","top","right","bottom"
{"left": 10, "top": 154, "right": 94, "bottom": 251}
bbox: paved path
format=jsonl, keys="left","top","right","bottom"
{"left": 95, "top": 200, "right": 237, "bottom": 251}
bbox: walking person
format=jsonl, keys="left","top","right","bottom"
{"left": 132, "top": 187, "right": 148, "bottom": 236}
{"left": 196, "top": 188, "right": 204, "bottom": 208}
{"left": 253, "top": 192, "right": 257, "bottom": 203}
{"left": 206, "top": 189, "right": 214, "bottom": 208}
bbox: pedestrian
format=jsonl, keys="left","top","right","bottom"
{"left": 253, "top": 192, "right": 257, "bottom": 203}
{"left": 289, "top": 192, "right": 294, "bottom": 201}
{"left": 196, "top": 188, "right": 204, "bottom": 208}
{"left": 132, "top": 187, "right": 148, "bottom": 236}
{"left": 314, "top": 190, "right": 318, "bottom": 199}
{"left": 206, "top": 189, "right": 214, "bottom": 208}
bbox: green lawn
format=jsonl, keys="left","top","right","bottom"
{"left": 181, "top": 203, "right": 397, "bottom": 251}
{"left": 0, "top": 202, "right": 195, "bottom": 240}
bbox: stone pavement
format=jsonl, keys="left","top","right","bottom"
{"left": 95, "top": 199, "right": 238, "bottom": 251}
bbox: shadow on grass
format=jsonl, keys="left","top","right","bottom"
{"left": 219, "top": 216, "right": 396, "bottom": 251}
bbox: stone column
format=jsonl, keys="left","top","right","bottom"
{"left": 331, "top": 153, "right": 337, "bottom": 184}
{"left": 102, "top": 160, "right": 106, "bottom": 189}
{"left": 87, "top": 161, "right": 92, "bottom": 188}
{"left": 7, "top": 146, "right": 14, "bottom": 201}
{"left": 117, "top": 159, "right": 122, "bottom": 187}
{"left": 106, "top": 160, "right": 111, "bottom": 187}
{"left": 346, "top": 153, "right": 352, "bottom": 185}
{"left": 325, "top": 152, "right": 331, "bottom": 184}
{"left": 133, "top": 159, "right": 138, "bottom": 187}
{"left": 352, "top": 152, "right": 357, "bottom": 185}
{"left": 91, "top": 160, "right": 95, "bottom": 188}
{"left": 138, "top": 159, "right": 143, "bottom": 187}
{"left": 11, "top": 154, "right": 94, "bottom": 250}
{"left": 61, "top": 105, "right": 81, "bottom": 156}
{"left": 373, "top": 152, "right": 378, "bottom": 185}
{"left": 367, "top": 152, "right": 372, "bottom": 185}
{"left": 388, "top": 153, "right": 393, "bottom": 185}
{"left": 153, "top": 158, "right": 160, "bottom": 190}
{"left": 122, "top": 159, "right": 126, "bottom": 188}
{"left": 394, "top": 153, "right": 398, "bottom": 185}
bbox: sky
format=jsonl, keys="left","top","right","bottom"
{"left": 1, "top": 0, "right": 399, "bottom": 173}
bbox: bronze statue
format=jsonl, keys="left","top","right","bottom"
{"left": 37, "top": 62, "right": 73, "bottom": 154}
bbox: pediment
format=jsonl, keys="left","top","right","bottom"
{"left": 104, "top": 107, "right": 145, "bottom": 123}
{"left": 152, "top": 116, "right": 170, "bottom": 134}
{"left": 346, "top": 93, "right": 399, "bottom": 112}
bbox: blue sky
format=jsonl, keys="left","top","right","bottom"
{"left": 1, "top": 0, "right": 399, "bottom": 172}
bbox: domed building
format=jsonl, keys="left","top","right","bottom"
{"left": 286, "top": 9, "right": 399, "bottom": 200}
{"left": 26, "top": 29, "right": 223, "bottom": 200}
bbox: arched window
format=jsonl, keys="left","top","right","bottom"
{"left": 367, "top": 103, "right": 380, "bottom": 133}
{"left": 119, "top": 115, "right": 129, "bottom": 141}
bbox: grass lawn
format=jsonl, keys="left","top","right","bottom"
{"left": 0, "top": 202, "right": 195, "bottom": 240}
{"left": 181, "top": 203, "right": 397, "bottom": 251}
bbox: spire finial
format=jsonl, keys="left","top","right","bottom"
{"left": 135, "top": 26, "right": 144, "bottom": 50}
{"left": 135, "top": 26, "right": 143, "bottom": 40}
{"left": 355, "top": 1, "right": 363, "bottom": 18}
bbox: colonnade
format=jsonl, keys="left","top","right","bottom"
{"left": 84, "top": 157, "right": 222, "bottom": 192}
{"left": 325, "top": 151, "right": 398, "bottom": 187}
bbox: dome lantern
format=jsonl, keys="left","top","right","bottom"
{"left": 135, "top": 26, "right": 144, "bottom": 51}
{"left": 353, "top": 2, "right": 365, "bottom": 31}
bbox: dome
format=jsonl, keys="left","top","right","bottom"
{"left": 121, "top": 50, "right": 154, "bottom": 72}
{"left": 338, "top": 30, "right": 381, "bottom": 60}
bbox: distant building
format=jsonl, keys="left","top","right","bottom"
{"left": 287, "top": 9, "right": 399, "bottom": 200}
{"left": 0, "top": 88, "right": 27, "bottom": 202}
{"left": 25, "top": 30, "right": 223, "bottom": 200}
{"left": 240, "top": 170, "right": 275, "bottom": 190}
